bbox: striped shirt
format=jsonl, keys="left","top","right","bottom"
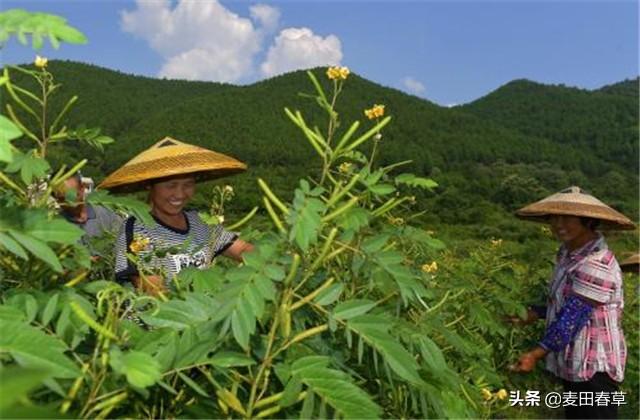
{"left": 114, "top": 210, "right": 237, "bottom": 288}
{"left": 544, "top": 234, "right": 626, "bottom": 382}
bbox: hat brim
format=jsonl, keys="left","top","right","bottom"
{"left": 100, "top": 167, "right": 247, "bottom": 193}
{"left": 620, "top": 254, "right": 640, "bottom": 273}
{"left": 515, "top": 201, "right": 636, "bottom": 231}
{"left": 98, "top": 142, "right": 247, "bottom": 193}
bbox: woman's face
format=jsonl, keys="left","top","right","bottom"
{"left": 549, "top": 215, "right": 593, "bottom": 248}
{"left": 149, "top": 176, "right": 196, "bottom": 216}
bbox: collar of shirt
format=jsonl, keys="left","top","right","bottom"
{"left": 557, "top": 233, "right": 605, "bottom": 267}
{"left": 62, "top": 204, "right": 96, "bottom": 224}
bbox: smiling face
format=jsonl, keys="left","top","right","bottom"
{"left": 549, "top": 214, "right": 598, "bottom": 251}
{"left": 148, "top": 175, "right": 196, "bottom": 218}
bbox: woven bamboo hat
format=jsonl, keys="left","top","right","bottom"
{"left": 619, "top": 253, "right": 639, "bottom": 273}
{"left": 99, "top": 137, "right": 247, "bottom": 192}
{"left": 515, "top": 186, "right": 635, "bottom": 230}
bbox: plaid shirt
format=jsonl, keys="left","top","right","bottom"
{"left": 544, "top": 234, "right": 626, "bottom": 382}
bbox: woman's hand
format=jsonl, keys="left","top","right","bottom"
{"left": 509, "top": 347, "right": 548, "bottom": 373}
{"left": 133, "top": 275, "right": 167, "bottom": 297}
{"left": 506, "top": 308, "right": 539, "bottom": 326}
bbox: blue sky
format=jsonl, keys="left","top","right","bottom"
{"left": 1, "top": 0, "right": 638, "bottom": 106}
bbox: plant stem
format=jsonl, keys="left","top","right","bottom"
{"left": 245, "top": 290, "right": 285, "bottom": 418}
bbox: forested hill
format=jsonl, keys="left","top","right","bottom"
{"left": 596, "top": 78, "right": 639, "bottom": 97}
{"left": 461, "top": 78, "right": 639, "bottom": 171}
{"left": 4, "top": 61, "right": 638, "bottom": 231}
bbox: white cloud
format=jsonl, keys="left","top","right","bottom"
{"left": 261, "top": 27, "right": 342, "bottom": 77}
{"left": 120, "top": 0, "right": 265, "bottom": 82}
{"left": 402, "top": 76, "right": 426, "bottom": 95}
{"left": 120, "top": 1, "right": 343, "bottom": 82}
{"left": 250, "top": 4, "right": 280, "bottom": 32}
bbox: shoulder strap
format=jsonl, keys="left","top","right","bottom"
{"left": 125, "top": 216, "right": 136, "bottom": 251}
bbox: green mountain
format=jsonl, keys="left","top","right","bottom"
{"left": 3, "top": 61, "right": 638, "bottom": 231}
{"left": 461, "top": 79, "right": 638, "bottom": 171}
{"left": 597, "top": 77, "right": 639, "bottom": 97}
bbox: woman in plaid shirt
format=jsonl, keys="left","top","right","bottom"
{"left": 510, "top": 187, "right": 635, "bottom": 419}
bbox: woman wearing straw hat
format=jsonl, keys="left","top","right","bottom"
{"left": 100, "top": 137, "right": 253, "bottom": 295}
{"left": 509, "top": 186, "right": 635, "bottom": 419}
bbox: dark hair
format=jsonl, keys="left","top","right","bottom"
{"left": 580, "top": 217, "right": 600, "bottom": 230}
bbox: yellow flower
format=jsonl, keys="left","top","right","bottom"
{"left": 326, "top": 67, "right": 340, "bottom": 80}
{"left": 364, "top": 109, "right": 376, "bottom": 119}
{"left": 326, "top": 66, "right": 350, "bottom": 80}
{"left": 490, "top": 238, "right": 503, "bottom": 247}
{"left": 364, "top": 104, "right": 385, "bottom": 120}
{"left": 34, "top": 55, "right": 48, "bottom": 68}
{"left": 338, "top": 162, "right": 352, "bottom": 173}
{"left": 217, "top": 215, "right": 225, "bottom": 224}
{"left": 421, "top": 261, "right": 438, "bottom": 273}
{"left": 481, "top": 388, "right": 493, "bottom": 401}
{"left": 496, "top": 389, "right": 508, "bottom": 400}
{"left": 129, "top": 236, "right": 151, "bottom": 254}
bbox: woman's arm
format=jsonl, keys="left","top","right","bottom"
{"left": 511, "top": 293, "right": 595, "bottom": 372}
{"left": 222, "top": 239, "right": 254, "bottom": 262}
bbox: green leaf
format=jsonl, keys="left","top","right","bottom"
{"left": 0, "top": 232, "right": 27, "bottom": 259}
{"left": 6, "top": 293, "right": 38, "bottom": 323}
{"left": 0, "top": 305, "right": 25, "bottom": 321}
{"left": 373, "top": 250, "right": 427, "bottom": 303}
{"left": 40, "top": 293, "right": 59, "bottom": 326}
{"left": 287, "top": 185, "right": 326, "bottom": 252}
{"left": 314, "top": 283, "right": 343, "bottom": 306}
{"left": 209, "top": 351, "right": 255, "bottom": 368}
{"left": 402, "top": 226, "right": 446, "bottom": 250}
{"left": 417, "top": 337, "right": 448, "bottom": 377}
{"left": 291, "top": 356, "right": 330, "bottom": 372}
{"left": 0, "top": 319, "right": 80, "bottom": 378}
{"left": 348, "top": 315, "right": 423, "bottom": 385}
{"left": 300, "top": 390, "right": 315, "bottom": 419}
{"left": 23, "top": 213, "right": 84, "bottom": 245}
{"left": 141, "top": 295, "right": 217, "bottom": 330}
{"left": 109, "top": 348, "right": 161, "bottom": 389}
{"left": 337, "top": 207, "right": 370, "bottom": 232}
{"left": 219, "top": 265, "right": 277, "bottom": 349}
{"left": 177, "top": 371, "right": 209, "bottom": 397}
{"left": 50, "top": 24, "right": 87, "bottom": 44}
{"left": 231, "top": 304, "right": 252, "bottom": 350}
{"left": 0, "top": 115, "right": 21, "bottom": 162}
{"left": 293, "top": 363, "right": 381, "bottom": 419}
{"left": 264, "top": 264, "right": 285, "bottom": 281}
{"left": 368, "top": 184, "right": 396, "bottom": 195}
{"left": 174, "top": 326, "right": 215, "bottom": 368}
{"left": 87, "top": 190, "right": 153, "bottom": 227}
{"left": 8, "top": 230, "right": 62, "bottom": 272}
{"left": 280, "top": 375, "right": 302, "bottom": 407}
{"left": 0, "top": 366, "right": 50, "bottom": 410}
{"left": 48, "top": 32, "right": 60, "bottom": 49}
{"left": 394, "top": 173, "right": 438, "bottom": 190}
{"left": 4, "top": 151, "right": 50, "bottom": 185}
{"left": 333, "top": 300, "right": 376, "bottom": 320}
{"left": 361, "top": 234, "right": 390, "bottom": 253}
{"left": 0, "top": 10, "right": 87, "bottom": 49}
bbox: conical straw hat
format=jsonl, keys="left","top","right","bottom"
{"left": 99, "top": 137, "right": 247, "bottom": 192}
{"left": 619, "top": 253, "right": 639, "bottom": 273}
{"left": 515, "top": 186, "right": 635, "bottom": 230}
